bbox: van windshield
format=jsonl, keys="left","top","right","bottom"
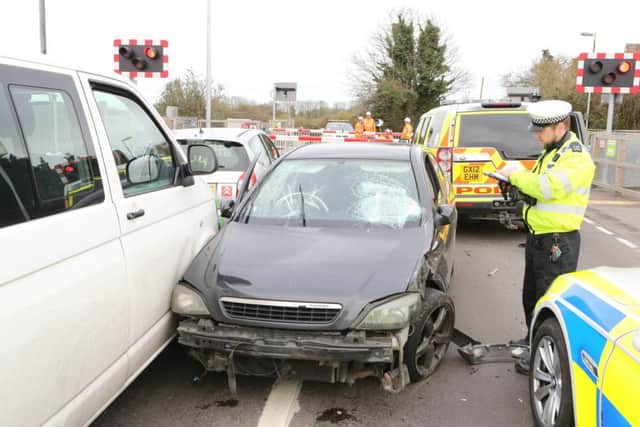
{"left": 458, "top": 113, "right": 541, "bottom": 159}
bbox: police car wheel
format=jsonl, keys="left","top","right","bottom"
{"left": 530, "top": 318, "right": 574, "bottom": 427}
{"left": 404, "top": 288, "right": 455, "bottom": 382}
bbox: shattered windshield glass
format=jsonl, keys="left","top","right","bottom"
{"left": 246, "top": 159, "right": 421, "bottom": 228}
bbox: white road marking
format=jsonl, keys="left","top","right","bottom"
{"left": 596, "top": 226, "right": 614, "bottom": 236}
{"left": 583, "top": 217, "right": 594, "bottom": 225}
{"left": 616, "top": 237, "right": 639, "bottom": 249}
{"left": 256, "top": 377, "right": 303, "bottom": 427}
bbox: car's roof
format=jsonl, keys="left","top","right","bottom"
{"left": 173, "top": 127, "right": 262, "bottom": 144}
{"left": 286, "top": 142, "right": 414, "bottom": 161}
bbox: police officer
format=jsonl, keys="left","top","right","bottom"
{"left": 496, "top": 100, "right": 595, "bottom": 374}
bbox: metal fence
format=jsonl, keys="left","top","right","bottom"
{"left": 589, "top": 131, "right": 640, "bottom": 199}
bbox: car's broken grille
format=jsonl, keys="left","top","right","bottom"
{"left": 220, "top": 297, "right": 341, "bottom": 324}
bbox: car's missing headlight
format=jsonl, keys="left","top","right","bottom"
{"left": 171, "top": 283, "right": 210, "bottom": 316}
{"left": 355, "top": 293, "right": 421, "bottom": 330}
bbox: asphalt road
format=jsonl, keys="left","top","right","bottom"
{"left": 93, "top": 188, "right": 640, "bottom": 427}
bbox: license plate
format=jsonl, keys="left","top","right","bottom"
{"left": 463, "top": 165, "right": 482, "bottom": 182}
{"left": 209, "top": 183, "right": 217, "bottom": 194}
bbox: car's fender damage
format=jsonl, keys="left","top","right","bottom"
{"left": 178, "top": 318, "right": 411, "bottom": 393}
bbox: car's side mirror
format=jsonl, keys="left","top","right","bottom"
{"left": 220, "top": 199, "right": 236, "bottom": 219}
{"left": 127, "top": 155, "right": 161, "bottom": 184}
{"left": 435, "top": 204, "right": 455, "bottom": 227}
{"left": 188, "top": 144, "right": 218, "bottom": 175}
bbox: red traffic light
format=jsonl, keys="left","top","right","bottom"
{"left": 617, "top": 61, "right": 632, "bottom": 74}
{"left": 144, "top": 47, "right": 158, "bottom": 59}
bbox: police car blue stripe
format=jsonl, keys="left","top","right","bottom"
{"left": 557, "top": 301, "right": 606, "bottom": 384}
{"left": 601, "top": 392, "right": 631, "bottom": 426}
{"left": 561, "top": 284, "right": 626, "bottom": 332}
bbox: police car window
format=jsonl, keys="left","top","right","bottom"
{"left": 426, "top": 112, "right": 446, "bottom": 147}
{"left": 94, "top": 90, "right": 176, "bottom": 197}
{"left": 458, "top": 113, "right": 540, "bottom": 159}
{"left": 178, "top": 139, "right": 249, "bottom": 171}
{"left": 7, "top": 85, "right": 104, "bottom": 225}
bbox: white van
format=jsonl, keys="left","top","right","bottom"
{"left": 0, "top": 57, "right": 219, "bottom": 426}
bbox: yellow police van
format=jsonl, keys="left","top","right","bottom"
{"left": 412, "top": 101, "right": 587, "bottom": 226}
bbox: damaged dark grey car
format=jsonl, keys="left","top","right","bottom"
{"left": 171, "top": 143, "right": 457, "bottom": 393}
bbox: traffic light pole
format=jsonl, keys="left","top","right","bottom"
{"left": 606, "top": 93, "right": 615, "bottom": 134}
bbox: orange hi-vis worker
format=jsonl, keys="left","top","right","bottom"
{"left": 354, "top": 116, "right": 365, "bottom": 137}
{"left": 363, "top": 111, "right": 376, "bottom": 133}
{"left": 401, "top": 117, "right": 413, "bottom": 141}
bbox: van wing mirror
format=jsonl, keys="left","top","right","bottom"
{"left": 188, "top": 144, "right": 218, "bottom": 175}
{"left": 127, "top": 155, "right": 161, "bottom": 184}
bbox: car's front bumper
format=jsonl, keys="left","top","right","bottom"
{"left": 177, "top": 318, "right": 396, "bottom": 363}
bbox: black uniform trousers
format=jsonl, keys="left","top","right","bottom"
{"left": 523, "top": 230, "right": 581, "bottom": 334}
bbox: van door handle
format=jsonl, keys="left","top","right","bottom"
{"left": 126, "top": 209, "right": 145, "bottom": 220}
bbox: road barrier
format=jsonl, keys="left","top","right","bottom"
{"left": 589, "top": 131, "right": 640, "bottom": 199}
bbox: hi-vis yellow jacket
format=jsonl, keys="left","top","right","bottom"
{"left": 509, "top": 131, "right": 595, "bottom": 235}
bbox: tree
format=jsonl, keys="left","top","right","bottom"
{"left": 154, "top": 69, "right": 223, "bottom": 118}
{"left": 351, "top": 10, "right": 460, "bottom": 130}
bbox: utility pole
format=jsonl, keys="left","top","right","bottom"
{"left": 479, "top": 77, "right": 484, "bottom": 99}
{"left": 205, "top": 0, "right": 212, "bottom": 128}
{"left": 39, "top": 0, "right": 47, "bottom": 54}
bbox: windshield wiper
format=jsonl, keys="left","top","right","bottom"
{"left": 298, "top": 184, "right": 306, "bottom": 227}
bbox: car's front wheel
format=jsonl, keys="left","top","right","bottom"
{"left": 530, "top": 317, "right": 574, "bottom": 427}
{"left": 404, "top": 288, "right": 455, "bottom": 382}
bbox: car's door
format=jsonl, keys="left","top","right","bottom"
{"left": 599, "top": 324, "right": 640, "bottom": 426}
{"left": 0, "top": 62, "right": 128, "bottom": 427}
{"left": 78, "top": 74, "right": 218, "bottom": 379}
{"left": 424, "top": 152, "right": 456, "bottom": 284}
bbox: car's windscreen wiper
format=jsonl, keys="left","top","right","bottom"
{"left": 299, "top": 184, "right": 306, "bottom": 227}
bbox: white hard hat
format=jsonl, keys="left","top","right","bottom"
{"left": 404, "top": 117, "right": 411, "bottom": 122}
{"left": 358, "top": 116, "right": 363, "bottom": 120}
{"left": 366, "top": 111, "right": 372, "bottom": 116}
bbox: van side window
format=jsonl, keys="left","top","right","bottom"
{"left": 426, "top": 112, "right": 447, "bottom": 147}
{"left": 4, "top": 85, "right": 104, "bottom": 227}
{"left": 0, "top": 87, "right": 32, "bottom": 228}
{"left": 94, "top": 90, "right": 176, "bottom": 197}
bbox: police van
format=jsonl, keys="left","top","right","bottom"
{"left": 0, "top": 57, "right": 219, "bottom": 426}
{"left": 412, "top": 101, "right": 587, "bottom": 225}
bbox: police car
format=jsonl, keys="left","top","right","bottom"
{"left": 173, "top": 128, "right": 279, "bottom": 209}
{"left": 412, "top": 101, "right": 587, "bottom": 226}
{"left": 529, "top": 267, "right": 640, "bottom": 426}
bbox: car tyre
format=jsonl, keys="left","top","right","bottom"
{"left": 530, "top": 317, "right": 574, "bottom": 427}
{"left": 404, "top": 288, "right": 455, "bottom": 382}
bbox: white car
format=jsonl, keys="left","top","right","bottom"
{"left": 0, "top": 56, "right": 219, "bottom": 427}
{"left": 173, "top": 128, "right": 280, "bottom": 208}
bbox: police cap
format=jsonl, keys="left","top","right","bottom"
{"left": 527, "top": 100, "right": 572, "bottom": 132}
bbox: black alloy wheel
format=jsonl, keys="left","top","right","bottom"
{"left": 404, "top": 288, "right": 455, "bottom": 382}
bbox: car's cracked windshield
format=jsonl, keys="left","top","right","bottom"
{"left": 245, "top": 159, "right": 421, "bottom": 228}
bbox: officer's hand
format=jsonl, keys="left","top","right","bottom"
{"left": 496, "top": 163, "right": 524, "bottom": 178}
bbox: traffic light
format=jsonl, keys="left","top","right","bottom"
{"left": 576, "top": 53, "right": 640, "bottom": 94}
{"left": 114, "top": 39, "right": 168, "bottom": 78}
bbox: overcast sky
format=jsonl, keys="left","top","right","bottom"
{"left": 1, "top": 0, "right": 639, "bottom": 108}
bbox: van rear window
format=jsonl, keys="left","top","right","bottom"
{"left": 458, "top": 113, "right": 541, "bottom": 159}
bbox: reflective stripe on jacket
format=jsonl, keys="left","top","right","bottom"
{"left": 509, "top": 131, "right": 595, "bottom": 234}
